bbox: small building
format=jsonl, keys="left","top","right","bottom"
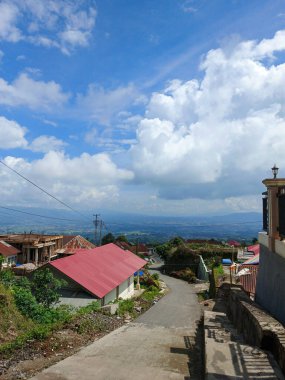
{"left": 0, "top": 240, "right": 20, "bottom": 267}
{"left": 57, "top": 235, "right": 96, "bottom": 256}
{"left": 227, "top": 240, "right": 241, "bottom": 247}
{"left": 44, "top": 243, "right": 147, "bottom": 306}
{"left": 0, "top": 233, "right": 63, "bottom": 266}
{"left": 256, "top": 169, "right": 285, "bottom": 325}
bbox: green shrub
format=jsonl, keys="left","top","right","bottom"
{"left": 13, "top": 286, "right": 72, "bottom": 325}
{"left": 117, "top": 299, "right": 135, "bottom": 317}
{"left": 151, "top": 273, "right": 159, "bottom": 281}
{"left": 0, "top": 269, "right": 15, "bottom": 287}
{"left": 31, "top": 268, "right": 66, "bottom": 308}
{"left": 76, "top": 301, "right": 100, "bottom": 316}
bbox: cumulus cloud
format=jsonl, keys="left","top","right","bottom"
{"left": 131, "top": 30, "right": 285, "bottom": 200}
{"left": 29, "top": 135, "right": 66, "bottom": 153}
{"left": 0, "top": 73, "right": 69, "bottom": 110}
{"left": 0, "top": 2, "right": 21, "bottom": 42}
{"left": 0, "top": 1, "right": 96, "bottom": 54}
{"left": 77, "top": 84, "right": 142, "bottom": 126}
{"left": 0, "top": 116, "right": 28, "bottom": 149}
{"left": 0, "top": 152, "right": 133, "bottom": 208}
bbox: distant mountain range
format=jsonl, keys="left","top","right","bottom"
{"left": 0, "top": 207, "right": 262, "bottom": 244}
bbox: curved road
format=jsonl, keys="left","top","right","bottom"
{"left": 32, "top": 270, "right": 202, "bottom": 380}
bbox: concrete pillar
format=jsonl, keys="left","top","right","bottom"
{"left": 27, "top": 247, "right": 30, "bottom": 263}
{"left": 263, "top": 178, "right": 285, "bottom": 252}
{"left": 35, "top": 248, "right": 38, "bottom": 266}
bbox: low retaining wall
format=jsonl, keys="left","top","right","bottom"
{"left": 224, "top": 284, "right": 285, "bottom": 374}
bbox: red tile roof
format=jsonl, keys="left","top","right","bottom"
{"left": 49, "top": 243, "right": 146, "bottom": 298}
{"left": 0, "top": 240, "right": 20, "bottom": 257}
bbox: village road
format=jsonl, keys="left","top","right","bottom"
{"left": 32, "top": 270, "right": 202, "bottom": 380}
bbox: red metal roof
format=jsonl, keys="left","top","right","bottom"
{"left": 0, "top": 240, "right": 20, "bottom": 257}
{"left": 227, "top": 240, "right": 241, "bottom": 247}
{"left": 61, "top": 235, "right": 95, "bottom": 254}
{"left": 247, "top": 244, "right": 260, "bottom": 255}
{"left": 49, "top": 243, "right": 147, "bottom": 298}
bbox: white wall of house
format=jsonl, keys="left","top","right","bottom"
{"left": 1, "top": 255, "right": 17, "bottom": 267}
{"left": 119, "top": 275, "right": 134, "bottom": 299}
{"left": 103, "top": 275, "right": 135, "bottom": 304}
{"left": 104, "top": 287, "right": 117, "bottom": 305}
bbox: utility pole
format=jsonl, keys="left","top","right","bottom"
{"left": 99, "top": 220, "right": 103, "bottom": 246}
{"left": 93, "top": 214, "right": 100, "bottom": 245}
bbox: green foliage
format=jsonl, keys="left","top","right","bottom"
{"left": 31, "top": 268, "right": 66, "bottom": 308}
{"left": 212, "top": 263, "right": 224, "bottom": 277}
{"left": 15, "top": 276, "right": 31, "bottom": 290}
{"left": 164, "top": 246, "right": 200, "bottom": 274}
{"left": 76, "top": 301, "right": 100, "bottom": 316}
{"left": 117, "top": 299, "right": 135, "bottom": 317}
{"left": 151, "top": 273, "right": 159, "bottom": 281}
{"left": 116, "top": 235, "right": 128, "bottom": 243}
{"left": 0, "top": 255, "right": 5, "bottom": 269}
{"left": 75, "top": 316, "right": 108, "bottom": 334}
{"left": 170, "top": 268, "right": 196, "bottom": 283}
{"left": 13, "top": 286, "right": 72, "bottom": 325}
{"left": 102, "top": 232, "right": 115, "bottom": 245}
{"left": 169, "top": 236, "right": 185, "bottom": 246}
{"left": 155, "top": 243, "right": 171, "bottom": 260}
{"left": 142, "top": 287, "right": 159, "bottom": 302}
{"left": 0, "top": 269, "right": 15, "bottom": 287}
{"left": 0, "top": 284, "right": 35, "bottom": 345}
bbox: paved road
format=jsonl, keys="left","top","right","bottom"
{"left": 32, "top": 271, "right": 202, "bottom": 380}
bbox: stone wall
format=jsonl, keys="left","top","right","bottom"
{"left": 224, "top": 284, "right": 285, "bottom": 375}
{"left": 255, "top": 244, "right": 285, "bottom": 326}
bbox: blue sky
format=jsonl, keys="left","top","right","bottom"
{"left": 0, "top": 0, "right": 285, "bottom": 216}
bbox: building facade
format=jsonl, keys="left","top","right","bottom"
{"left": 255, "top": 177, "right": 285, "bottom": 325}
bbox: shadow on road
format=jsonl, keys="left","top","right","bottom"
{"left": 170, "top": 317, "right": 205, "bottom": 380}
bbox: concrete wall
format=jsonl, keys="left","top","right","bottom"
{"left": 104, "top": 288, "right": 117, "bottom": 305}
{"left": 197, "top": 255, "right": 209, "bottom": 281}
{"left": 255, "top": 244, "right": 285, "bottom": 325}
{"left": 225, "top": 284, "right": 285, "bottom": 375}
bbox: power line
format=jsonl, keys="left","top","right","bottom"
{"left": 0, "top": 160, "right": 90, "bottom": 221}
{"left": 0, "top": 206, "right": 85, "bottom": 222}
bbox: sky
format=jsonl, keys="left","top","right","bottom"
{"left": 0, "top": 0, "right": 285, "bottom": 217}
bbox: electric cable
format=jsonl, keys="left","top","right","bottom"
{"left": 0, "top": 160, "right": 90, "bottom": 221}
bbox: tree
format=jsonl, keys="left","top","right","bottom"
{"left": 101, "top": 233, "right": 115, "bottom": 245}
{"left": 31, "top": 268, "right": 66, "bottom": 308}
{"left": 116, "top": 235, "right": 128, "bottom": 243}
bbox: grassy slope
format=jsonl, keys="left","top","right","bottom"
{"left": 0, "top": 283, "right": 35, "bottom": 344}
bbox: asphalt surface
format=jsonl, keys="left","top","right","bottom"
{"left": 32, "top": 268, "right": 202, "bottom": 380}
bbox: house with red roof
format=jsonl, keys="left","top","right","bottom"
{"left": 0, "top": 240, "right": 20, "bottom": 267}
{"left": 57, "top": 235, "right": 96, "bottom": 256}
{"left": 43, "top": 243, "right": 147, "bottom": 306}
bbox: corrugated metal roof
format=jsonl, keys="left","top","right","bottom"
{"left": 62, "top": 235, "right": 95, "bottom": 253}
{"left": 0, "top": 240, "right": 20, "bottom": 257}
{"left": 247, "top": 244, "right": 260, "bottom": 255}
{"left": 49, "top": 243, "right": 146, "bottom": 298}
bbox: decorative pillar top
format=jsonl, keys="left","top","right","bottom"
{"left": 262, "top": 179, "right": 285, "bottom": 188}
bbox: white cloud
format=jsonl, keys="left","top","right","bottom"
{"left": 76, "top": 84, "right": 141, "bottom": 126}
{"left": 29, "top": 135, "right": 66, "bottom": 153}
{"left": 0, "top": 73, "right": 69, "bottom": 111}
{"left": 131, "top": 30, "right": 285, "bottom": 200}
{"left": 0, "top": 151, "right": 134, "bottom": 208}
{"left": 0, "top": 2, "right": 21, "bottom": 42}
{"left": 0, "top": 1, "right": 96, "bottom": 54}
{"left": 0, "top": 116, "right": 27, "bottom": 149}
